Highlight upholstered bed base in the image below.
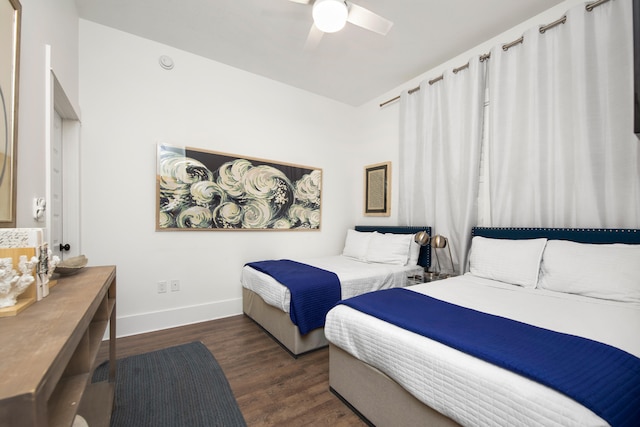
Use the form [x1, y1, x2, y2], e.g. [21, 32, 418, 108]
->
[329, 344, 459, 427]
[243, 287, 328, 357]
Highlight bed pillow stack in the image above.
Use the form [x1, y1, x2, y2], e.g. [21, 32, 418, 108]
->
[342, 230, 415, 265]
[538, 240, 640, 303]
[342, 229, 373, 262]
[468, 235, 640, 303]
[366, 232, 413, 265]
[468, 236, 547, 288]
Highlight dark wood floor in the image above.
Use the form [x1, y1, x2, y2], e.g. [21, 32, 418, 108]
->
[97, 314, 366, 426]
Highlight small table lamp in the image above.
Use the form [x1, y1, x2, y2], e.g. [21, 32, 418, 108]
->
[431, 234, 454, 277]
[414, 230, 431, 247]
[413, 230, 432, 280]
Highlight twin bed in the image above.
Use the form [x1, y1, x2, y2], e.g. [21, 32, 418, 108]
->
[242, 226, 431, 356]
[325, 227, 640, 427]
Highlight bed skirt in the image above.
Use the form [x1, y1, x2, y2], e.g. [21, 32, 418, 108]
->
[242, 287, 328, 356]
[329, 343, 460, 427]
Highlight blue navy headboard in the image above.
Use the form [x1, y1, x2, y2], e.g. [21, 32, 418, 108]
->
[355, 225, 431, 268]
[471, 227, 640, 244]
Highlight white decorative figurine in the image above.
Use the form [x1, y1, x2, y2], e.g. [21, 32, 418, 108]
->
[0, 256, 38, 308]
[35, 243, 60, 299]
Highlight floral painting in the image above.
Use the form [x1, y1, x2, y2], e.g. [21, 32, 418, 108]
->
[156, 144, 322, 230]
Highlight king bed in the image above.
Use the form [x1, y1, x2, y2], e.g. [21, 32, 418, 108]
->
[325, 227, 640, 427]
[242, 225, 431, 356]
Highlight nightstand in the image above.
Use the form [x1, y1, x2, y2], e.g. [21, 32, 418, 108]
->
[411, 272, 458, 284]
[407, 272, 459, 285]
[407, 274, 425, 285]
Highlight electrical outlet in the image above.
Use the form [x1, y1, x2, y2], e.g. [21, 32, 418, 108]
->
[170, 280, 180, 292]
[157, 280, 168, 293]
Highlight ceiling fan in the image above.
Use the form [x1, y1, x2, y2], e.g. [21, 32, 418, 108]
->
[287, 0, 393, 50]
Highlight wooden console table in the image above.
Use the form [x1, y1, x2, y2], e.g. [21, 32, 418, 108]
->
[0, 266, 116, 427]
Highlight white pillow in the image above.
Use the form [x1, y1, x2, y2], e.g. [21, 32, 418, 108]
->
[408, 239, 421, 266]
[342, 230, 374, 261]
[538, 240, 640, 303]
[365, 233, 412, 265]
[469, 236, 547, 288]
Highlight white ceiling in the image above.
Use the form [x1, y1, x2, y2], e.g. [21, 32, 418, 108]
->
[75, 0, 566, 106]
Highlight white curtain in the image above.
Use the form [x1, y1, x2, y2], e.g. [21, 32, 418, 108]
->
[399, 58, 486, 274]
[486, 0, 640, 228]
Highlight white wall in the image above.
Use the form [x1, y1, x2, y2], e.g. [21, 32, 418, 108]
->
[78, 21, 361, 336]
[15, 0, 79, 228]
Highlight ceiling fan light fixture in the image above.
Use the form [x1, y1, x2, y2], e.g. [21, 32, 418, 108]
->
[312, 0, 348, 33]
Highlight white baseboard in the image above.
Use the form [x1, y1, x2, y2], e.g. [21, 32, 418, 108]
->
[113, 297, 243, 338]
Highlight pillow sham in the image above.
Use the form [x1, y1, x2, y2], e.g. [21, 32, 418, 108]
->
[342, 229, 374, 261]
[365, 232, 412, 265]
[469, 236, 547, 288]
[538, 240, 640, 303]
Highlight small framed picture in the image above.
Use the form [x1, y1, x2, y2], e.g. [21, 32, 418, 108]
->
[364, 162, 391, 216]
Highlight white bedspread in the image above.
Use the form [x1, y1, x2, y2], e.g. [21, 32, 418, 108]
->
[325, 274, 640, 427]
[241, 255, 423, 313]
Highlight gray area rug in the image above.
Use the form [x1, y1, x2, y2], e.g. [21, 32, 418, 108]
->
[93, 341, 247, 427]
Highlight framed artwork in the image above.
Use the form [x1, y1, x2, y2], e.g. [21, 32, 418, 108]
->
[156, 144, 322, 230]
[0, 0, 21, 228]
[364, 161, 391, 216]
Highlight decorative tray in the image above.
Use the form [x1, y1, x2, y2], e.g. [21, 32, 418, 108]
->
[54, 255, 88, 276]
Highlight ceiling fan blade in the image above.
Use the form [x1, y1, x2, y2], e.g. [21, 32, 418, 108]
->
[288, 0, 312, 4]
[346, 2, 393, 35]
[304, 23, 324, 51]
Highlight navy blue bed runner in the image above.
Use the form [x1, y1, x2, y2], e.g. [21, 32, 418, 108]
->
[339, 288, 640, 427]
[247, 260, 340, 335]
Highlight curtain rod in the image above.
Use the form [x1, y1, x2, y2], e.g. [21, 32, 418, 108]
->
[379, 0, 611, 108]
